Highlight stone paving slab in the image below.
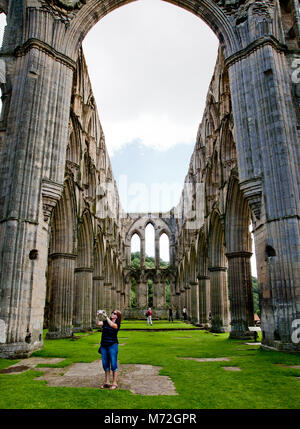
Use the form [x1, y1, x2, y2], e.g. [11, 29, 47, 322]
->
[244, 342, 261, 346]
[33, 360, 178, 395]
[275, 364, 300, 369]
[222, 366, 241, 371]
[178, 357, 231, 362]
[0, 358, 66, 374]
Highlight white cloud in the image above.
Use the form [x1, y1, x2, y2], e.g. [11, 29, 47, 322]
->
[82, 0, 219, 154]
[104, 113, 196, 155]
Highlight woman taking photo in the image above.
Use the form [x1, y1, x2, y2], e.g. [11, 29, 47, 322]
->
[96, 309, 122, 390]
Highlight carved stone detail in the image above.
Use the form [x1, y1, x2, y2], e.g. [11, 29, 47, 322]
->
[42, 179, 64, 222]
[239, 178, 262, 221]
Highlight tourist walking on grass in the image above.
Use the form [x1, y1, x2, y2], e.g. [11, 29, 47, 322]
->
[146, 308, 152, 326]
[168, 307, 174, 323]
[96, 309, 122, 390]
[182, 307, 187, 321]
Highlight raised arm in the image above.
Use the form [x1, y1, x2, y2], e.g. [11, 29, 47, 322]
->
[102, 311, 118, 330]
[95, 313, 104, 327]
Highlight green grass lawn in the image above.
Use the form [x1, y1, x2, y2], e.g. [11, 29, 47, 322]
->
[121, 320, 197, 329]
[0, 321, 300, 409]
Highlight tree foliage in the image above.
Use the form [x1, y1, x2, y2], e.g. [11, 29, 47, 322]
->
[130, 252, 170, 308]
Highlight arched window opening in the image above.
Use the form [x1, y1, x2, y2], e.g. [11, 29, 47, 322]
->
[159, 233, 169, 267]
[145, 223, 155, 260]
[131, 233, 141, 267]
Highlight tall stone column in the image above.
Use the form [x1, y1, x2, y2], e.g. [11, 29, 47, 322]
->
[186, 284, 192, 320]
[190, 281, 200, 325]
[46, 253, 76, 338]
[110, 284, 117, 311]
[73, 268, 93, 332]
[179, 284, 185, 317]
[157, 281, 166, 309]
[228, 42, 300, 350]
[140, 238, 145, 268]
[92, 275, 104, 327]
[0, 37, 74, 357]
[226, 251, 254, 339]
[103, 282, 112, 311]
[153, 281, 159, 310]
[209, 267, 230, 332]
[124, 280, 131, 309]
[198, 275, 211, 327]
[116, 291, 121, 310]
[136, 282, 148, 309]
[170, 282, 176, 309]
[155, 236, 160, 268]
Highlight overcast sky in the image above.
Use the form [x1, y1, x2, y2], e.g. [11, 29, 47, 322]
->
[82, 0, 219, 155]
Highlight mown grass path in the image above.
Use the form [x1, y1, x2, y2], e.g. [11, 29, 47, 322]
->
[0, 321, 300, 409]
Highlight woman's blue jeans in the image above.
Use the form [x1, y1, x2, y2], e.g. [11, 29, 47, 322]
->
[100, 343, 119, 372]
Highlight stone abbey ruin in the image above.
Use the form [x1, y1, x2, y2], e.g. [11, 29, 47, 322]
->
[0, 0, 299, 359]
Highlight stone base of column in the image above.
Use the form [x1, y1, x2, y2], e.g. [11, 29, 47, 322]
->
[46, 329, 73, 339]
[211, 317, 230, 333]
[229, 330, 253, 340]
[72, 326, 93, 333]
[0, 340, 43, 359]
[261, 341, 300, 353]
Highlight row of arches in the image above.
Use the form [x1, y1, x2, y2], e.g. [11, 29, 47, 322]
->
[174, 175, 254, 337]
[45, 178, 127, 337]
[43, 52, 128, 337]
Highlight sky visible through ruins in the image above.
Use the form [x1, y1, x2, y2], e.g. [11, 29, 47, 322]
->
[0, 3, 257, 274]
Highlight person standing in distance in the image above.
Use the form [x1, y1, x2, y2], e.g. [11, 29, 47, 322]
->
[96, 309, 122, 390]
[146, 308, 152, 326]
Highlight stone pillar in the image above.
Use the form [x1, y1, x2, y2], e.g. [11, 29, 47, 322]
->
[190, 281, 200, 325]
[124, 280, 131, 309]
[186, 284, 192, 320]
[170, 282, 176, 309]
[153, 281, 159, 309]
[136, 282, 148, 309]
[157, 281, 166, 309]
[92, 275, 104, 327]
[198, 275, 211, 327]
[116, 291, 121, 310]
[179, 285, 185, 317]
[103, 282, 112, 311]
[46, 253, 76, 338]
[209, 267, 230, 332]
[226, 252, 254, 339]
[228, 43, 300, 351]
[140, 238, 145, 268]
[73, 268, 93, 332]
[120, 292, 125, 310]
[155, 236, 160, 268]
[110, 284, 117, 311]
[0, 41, 74, 358]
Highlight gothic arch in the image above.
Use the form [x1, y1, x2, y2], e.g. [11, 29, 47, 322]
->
[46, 178, 77, 338]
[225, 176, 254, 337]
[73, 210, 94, 331]
[196, 229, 211, 326]
[64, 0, 239, 61]
[225, 176, 252, 254]
[208, 210, 230, 332]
